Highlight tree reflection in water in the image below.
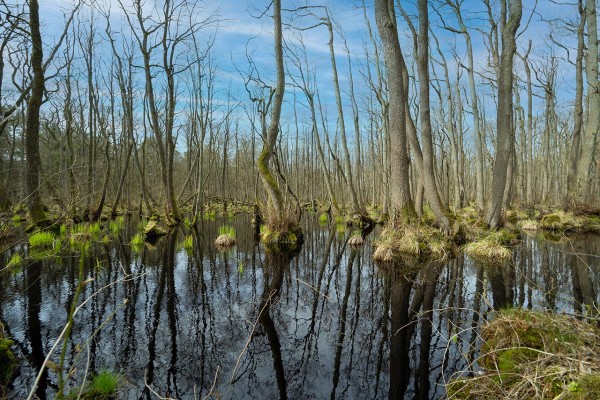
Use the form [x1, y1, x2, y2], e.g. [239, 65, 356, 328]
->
[0, 216, 598, 399]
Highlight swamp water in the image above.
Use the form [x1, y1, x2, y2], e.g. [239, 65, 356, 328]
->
[0, 216, 598, 399]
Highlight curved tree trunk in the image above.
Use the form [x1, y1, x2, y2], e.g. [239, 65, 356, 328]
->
[257, 0, 285, 217]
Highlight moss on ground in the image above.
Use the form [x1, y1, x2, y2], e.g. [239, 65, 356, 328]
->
[446, 309, 600, 399]
[0, 323, 17, 392]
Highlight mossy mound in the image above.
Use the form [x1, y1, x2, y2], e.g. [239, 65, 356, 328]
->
[144, 220, 167, 240]
[463, 229, 518, 264]
[373, 225, 449, 262]
[348, 234, 364, 247]
[536, 211, 600, 234]
[446, 309, 600, 399]
[519, 219, 539, 231]
[540, 211, 582, 231]
[0, 324, 17, 390]
[215, 234, 236, 248]
[260, 226, 303, 246]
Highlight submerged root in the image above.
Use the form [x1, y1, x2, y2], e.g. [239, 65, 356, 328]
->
[447, 309, 600, 399]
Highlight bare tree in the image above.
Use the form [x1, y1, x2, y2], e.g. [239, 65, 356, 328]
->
[374, 0, 415, 223]
[486, 0, 522, 229]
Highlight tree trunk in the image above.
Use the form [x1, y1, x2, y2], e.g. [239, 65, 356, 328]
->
[24, 0, 46, 224]
[575, 0, 599, 205]
[374, 0, 415, 224]
[486, 0, 522, 229]
[257, 0, 285, 217]
[417, 0, 450, 229]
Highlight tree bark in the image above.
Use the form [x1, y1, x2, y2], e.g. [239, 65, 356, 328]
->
[486, 0, 522, 229]
[575, 0, 599, 205]
[24, 0, 47, 224]
[417, 0, 450, 229]
[257, 0, 285, 217]
[374, 0, 415, 224]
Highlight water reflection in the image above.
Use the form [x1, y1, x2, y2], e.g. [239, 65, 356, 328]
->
[0, 217, 598, 399]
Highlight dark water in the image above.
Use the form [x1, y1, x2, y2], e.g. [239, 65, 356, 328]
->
[1, 216, 598, 399]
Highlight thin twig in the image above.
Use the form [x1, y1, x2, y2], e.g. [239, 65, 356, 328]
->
[229, 289, 277, 383]
[202, 366, 219, 400]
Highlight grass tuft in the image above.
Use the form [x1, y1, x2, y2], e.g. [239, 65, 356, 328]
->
[181, 235, 193, 252]
[109, 217, 125, 236]
[29, 231, 55, 248]
[348, 230, 364, 246]
[374, 225, 448, 262]
[79, 369, 120, 399]
[130, 233, 144, 254]
[6, 253, 22, 270]
[216, 225, 236, 247]
[463, 229, 518, 263]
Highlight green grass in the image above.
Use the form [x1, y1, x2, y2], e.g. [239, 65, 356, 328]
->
[319, 213, 328, 223]
[181, 235, 193, 252]
[85, 369, 120, 398]
[218, 225, 236, 239]
[88, 222, 102, 237]
[130, 233, 144, 254]
[448, 309, 600, 400]
[6, 253, 22, 270]
[29, 231, 55, 248]
[137, 218, 148, 232]
[463, 229, 518, 263]
[109, 217, 125, 236]
[203, 210, 216, 221]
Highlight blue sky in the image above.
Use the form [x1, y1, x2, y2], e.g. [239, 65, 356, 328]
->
[36, 0, 581, 154]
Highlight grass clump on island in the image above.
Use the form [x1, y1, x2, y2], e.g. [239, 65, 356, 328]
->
[463, 229, 518, 263]
[29, 230, 55, 248]
[374, 224, 449, 262]
[446, 309, 600, 400]
[348, 230, 364, 246]
[215, 225, 236, 247]
[70, 369, 121, 400]
[259, 207, 303, 246]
